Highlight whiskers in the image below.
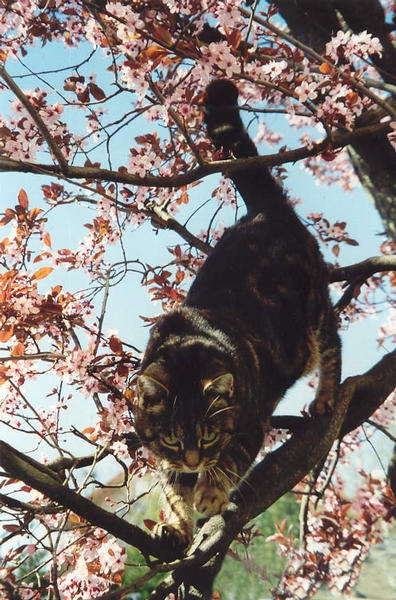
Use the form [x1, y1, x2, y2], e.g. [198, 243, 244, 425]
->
[204, 394, 221, 417]
[207, 405, 236, 420]
[205, 462, 256, 508]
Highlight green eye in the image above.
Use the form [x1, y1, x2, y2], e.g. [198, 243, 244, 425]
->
[201, 431, 219, 446]
[161, 434, 180, 448]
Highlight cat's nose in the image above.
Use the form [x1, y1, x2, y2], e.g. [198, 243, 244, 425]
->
[184, 449, 200, 470]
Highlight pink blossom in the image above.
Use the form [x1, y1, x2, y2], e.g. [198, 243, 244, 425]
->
[110, 440, 130, 460]
[261, 59, 289, 81]
[201, 41, 239, 77]
[325, 29, 382, 64]
[212, 176, 236, 206]
[254, 121, 284, 148]
[294, 80, 318, 103]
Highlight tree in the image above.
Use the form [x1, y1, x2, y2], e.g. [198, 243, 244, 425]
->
[0, 1, 395, 598]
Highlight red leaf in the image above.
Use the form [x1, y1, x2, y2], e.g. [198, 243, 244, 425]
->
[0, 324, 14, 342]
[43, 232, 52, 248]
[3, 524, 19, 532]
[319, 62, 333, 75]
[77, 86, 90, 104]
[0, 208, 15, 227]
[32, 266, 54, 280]
[116, 362, 129, 378]
[143, 519, 156, 532]
[226, 28, 242, 51]
[89, 83, 106, 101]
[152, 24, 173, 46]
[18, 189, 29, 209]
[11, 343, 24, 356]
[140, 45, 170, 67]
[109, 335, 123, 354]
[175, 270, 185, 285]
[82, 426, 95, 435]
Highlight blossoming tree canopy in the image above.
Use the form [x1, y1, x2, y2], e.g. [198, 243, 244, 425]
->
[0, 1, 395, 599]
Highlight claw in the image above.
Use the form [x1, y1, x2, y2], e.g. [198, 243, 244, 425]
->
[152, 522, 191, 549]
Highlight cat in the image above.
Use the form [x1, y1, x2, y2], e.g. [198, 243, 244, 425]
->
[134, 79, 341, 548]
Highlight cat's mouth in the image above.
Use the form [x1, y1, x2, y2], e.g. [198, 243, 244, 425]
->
[181, 464, 202, 473]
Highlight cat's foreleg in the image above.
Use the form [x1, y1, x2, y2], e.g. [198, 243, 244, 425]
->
[194, 437, 261, 517]
[153, 469, 197, 548]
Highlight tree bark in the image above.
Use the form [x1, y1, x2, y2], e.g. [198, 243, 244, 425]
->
[274, 0, 396, 243]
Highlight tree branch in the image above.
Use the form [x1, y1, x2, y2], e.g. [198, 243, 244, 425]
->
[0, 441, 177, 562]
[1, 350, 395, 596]
[0, 65, 69, 172]
[329, 255, 396, 282]
[241, 6, 396, 120]
[0, 120, 390, 188]
[159, 350, 396, 595]
[0, 492, 65, 515]
[271, 349, 396, 439]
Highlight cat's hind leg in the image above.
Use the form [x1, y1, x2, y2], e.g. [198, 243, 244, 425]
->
[310, 311, 341, 415]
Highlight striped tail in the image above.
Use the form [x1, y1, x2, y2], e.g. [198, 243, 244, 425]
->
[203, 79, 287, 215]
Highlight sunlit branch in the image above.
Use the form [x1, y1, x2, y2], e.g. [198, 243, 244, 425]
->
[2, 349, 394, 595]
[0, 352, 64, 363]
[0, 120, 390, 187]
[48, 450, 112, 472]
[270, 349, 396, 439]
[329, 255, 396, 282]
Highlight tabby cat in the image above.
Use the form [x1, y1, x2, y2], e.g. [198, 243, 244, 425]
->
[134, 79, 341, 548]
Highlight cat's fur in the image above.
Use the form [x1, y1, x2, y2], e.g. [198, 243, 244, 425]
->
[134, 79, 341, 548]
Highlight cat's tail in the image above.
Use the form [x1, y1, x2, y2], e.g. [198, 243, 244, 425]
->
[204, 79, 258, 159]
[203, 79, 286, 213]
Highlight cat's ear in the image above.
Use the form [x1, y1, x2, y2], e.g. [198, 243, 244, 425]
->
[137, 363, 169, 409]
[203, 373, 234, 398]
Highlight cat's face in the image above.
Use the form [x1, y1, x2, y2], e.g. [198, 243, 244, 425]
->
[135, 361, 238, 472]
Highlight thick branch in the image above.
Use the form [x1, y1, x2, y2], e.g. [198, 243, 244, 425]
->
[1, 350, 395, 596]
[268, 0, 396, 243]
[157, 349, 396, 595]
[271, 349, 396, 438]
[0, 441, 176, 562]
[0, 121, 390, 188]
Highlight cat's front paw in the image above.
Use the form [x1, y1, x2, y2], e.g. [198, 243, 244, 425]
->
[194, 482, 229, 516]
[152, 522, 192, 549]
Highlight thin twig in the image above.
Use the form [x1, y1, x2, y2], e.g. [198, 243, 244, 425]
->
[367, 419, 396, 443]
[240, 7, 396, 120]
[0, 65, 69, 171]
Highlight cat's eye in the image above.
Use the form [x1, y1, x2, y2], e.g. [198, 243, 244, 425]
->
[161, 434, 180, 448]
[201, 431, 219, 446]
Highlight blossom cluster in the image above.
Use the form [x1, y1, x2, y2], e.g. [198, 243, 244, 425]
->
[58, 529, 126, 600]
